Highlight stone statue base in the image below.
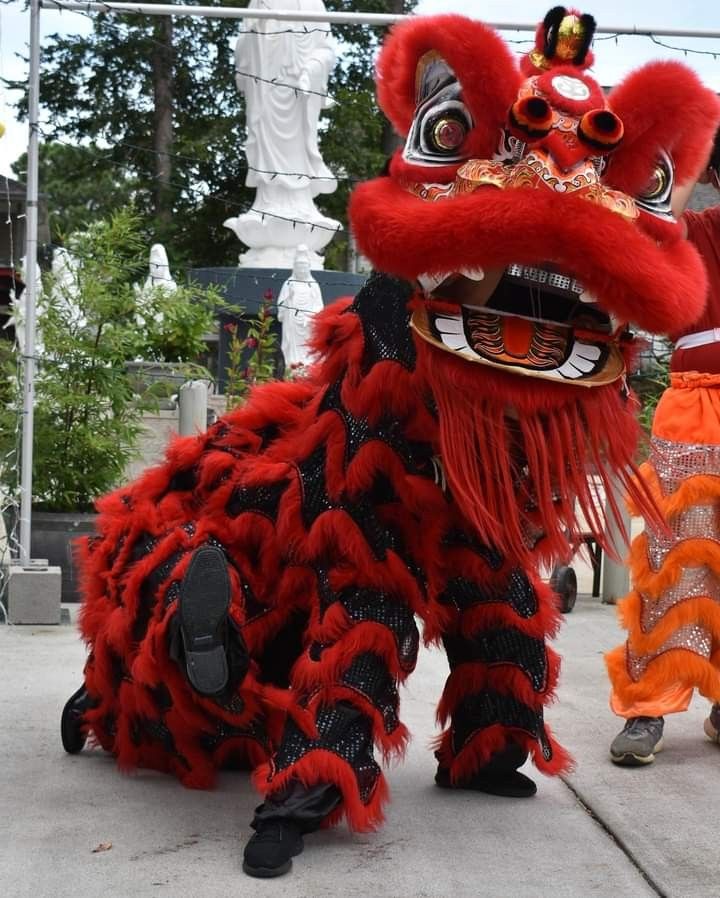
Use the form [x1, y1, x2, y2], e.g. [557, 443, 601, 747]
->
[238, 245, 326, 270]
[224, 205, 340, 271]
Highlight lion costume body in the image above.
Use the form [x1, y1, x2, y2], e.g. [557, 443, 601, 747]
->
[63, 7, 720, 839]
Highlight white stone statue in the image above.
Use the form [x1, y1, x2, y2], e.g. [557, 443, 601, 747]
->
[224, 0, 340, 269]
[143, 243, 177, 294]
[4, 254, 47, 356]
[277, 245, 324, 369]
[50, 247, 85, 331]
[134, 243, 177, 332]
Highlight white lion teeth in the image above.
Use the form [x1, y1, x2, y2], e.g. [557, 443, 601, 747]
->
[579, 289, 598, 304]
[557, 342, 600, 378]
[417, 272, 451, 294]
[434, 315, 464, 336]
[458, 267, 485, 281]
[434, 315, 471, 352]
[439, 331, 471, 352]
[574, 344, 602, 361]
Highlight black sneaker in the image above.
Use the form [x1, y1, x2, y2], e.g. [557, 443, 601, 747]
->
[610, 716, 664, 766]
[61, 684, 90, 754]
[435, 742, 537, 797]
[178, 545, 231, 696]
[242, 820, 304, 878]
[704, 703, 720, 743]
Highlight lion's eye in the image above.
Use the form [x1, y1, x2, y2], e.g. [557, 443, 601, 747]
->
[427, 114, 469, 153]
[403, 63, 473, 167]
[642, 164, 669, 200]
[636, 150, 674, 221]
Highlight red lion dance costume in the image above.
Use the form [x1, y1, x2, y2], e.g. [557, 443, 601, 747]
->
[61, 7, 720, 878]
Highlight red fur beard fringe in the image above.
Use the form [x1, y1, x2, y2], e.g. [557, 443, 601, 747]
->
[416, 338, 660, 567]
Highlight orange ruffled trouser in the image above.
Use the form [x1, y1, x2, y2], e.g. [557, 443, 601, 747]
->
[606, 372, 720, 718]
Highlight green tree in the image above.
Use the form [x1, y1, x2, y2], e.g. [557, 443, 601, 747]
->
[12, 142, 139, 249]
[8, 1, 416, 269]
[0, 208, 220, 511]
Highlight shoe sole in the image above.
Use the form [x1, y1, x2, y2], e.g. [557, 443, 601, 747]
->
[242, 859, 292, 878]
[242, 841, 304, 878]
[178, 546, 231, 696]
[435, 769, 537, 798]
[610, 736, 664, 766]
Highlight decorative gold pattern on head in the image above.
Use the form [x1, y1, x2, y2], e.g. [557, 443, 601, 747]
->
[404, 157, 638, 222]
[556, 14, 586, 61]
[528, 49, 551, 71]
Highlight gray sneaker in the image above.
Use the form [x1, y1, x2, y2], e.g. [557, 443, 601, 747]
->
[610, 716, 664, 766]
[704, 703, 720, 743]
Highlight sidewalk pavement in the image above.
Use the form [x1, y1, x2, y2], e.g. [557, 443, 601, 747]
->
[0, 588, 715, 898]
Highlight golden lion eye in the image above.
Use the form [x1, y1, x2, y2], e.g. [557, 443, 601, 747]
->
[642, 164, 669, 199]
[428, 115, 468, 152]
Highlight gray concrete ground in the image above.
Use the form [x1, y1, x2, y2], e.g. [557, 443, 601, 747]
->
[0, 587, 714, 898]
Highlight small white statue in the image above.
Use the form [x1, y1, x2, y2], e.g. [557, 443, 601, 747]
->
[50, 247, 86, 331]
[134, 243, 177, 333]
[277, 245, 324, 369]
[143, 243, 177, 293]
[224, 0, 340, 269]
[3, 276, 27, 354]
[4, 254, 48, 356]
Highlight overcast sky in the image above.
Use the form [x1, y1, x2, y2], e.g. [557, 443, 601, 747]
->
[2, 0, 720, 177]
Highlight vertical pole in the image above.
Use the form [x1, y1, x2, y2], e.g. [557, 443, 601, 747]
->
[601, 476, 632, 604]
[19, 0, 41, 565]
[178, 381, 208, 436]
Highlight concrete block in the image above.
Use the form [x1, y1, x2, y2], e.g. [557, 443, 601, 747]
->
[7, 564, 62, 625]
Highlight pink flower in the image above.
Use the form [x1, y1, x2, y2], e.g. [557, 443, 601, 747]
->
[245, 337, 259, 350]
[263, 289, 274, 303]
[224, 322, 237, 334]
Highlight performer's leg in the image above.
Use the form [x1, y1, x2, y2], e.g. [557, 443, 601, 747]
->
[172, 545, 236, 697]
[608, 684, 692, 766]
[434, 567, 570, 798]
[65, 535, 273, 786]
[606, 377, 720, 765]
[610, 683, 693, 719]
[243, 583, 419, 877]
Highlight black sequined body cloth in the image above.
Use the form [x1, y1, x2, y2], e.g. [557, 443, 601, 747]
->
[75, 272, 567, 827]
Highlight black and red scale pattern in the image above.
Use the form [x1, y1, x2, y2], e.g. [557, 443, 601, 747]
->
[77, 272, 568, 828]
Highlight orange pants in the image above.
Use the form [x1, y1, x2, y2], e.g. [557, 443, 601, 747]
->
[611, 683, 692, 719]
[606, 372, 720, 717]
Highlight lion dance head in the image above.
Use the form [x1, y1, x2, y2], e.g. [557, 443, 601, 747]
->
[349, 7, 720, 562]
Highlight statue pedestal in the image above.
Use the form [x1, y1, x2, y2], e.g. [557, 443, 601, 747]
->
[225, 206, 340, 270]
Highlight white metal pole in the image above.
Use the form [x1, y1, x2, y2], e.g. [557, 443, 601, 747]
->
[38, 1, 720, 38]
[19, 0, 41, 566]
[41, 2, 407, 25]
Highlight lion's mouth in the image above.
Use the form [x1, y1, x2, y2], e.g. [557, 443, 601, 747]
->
[412, 264, 625, 386]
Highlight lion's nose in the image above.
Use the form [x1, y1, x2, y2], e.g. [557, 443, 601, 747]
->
[533, 132, 593, 175]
